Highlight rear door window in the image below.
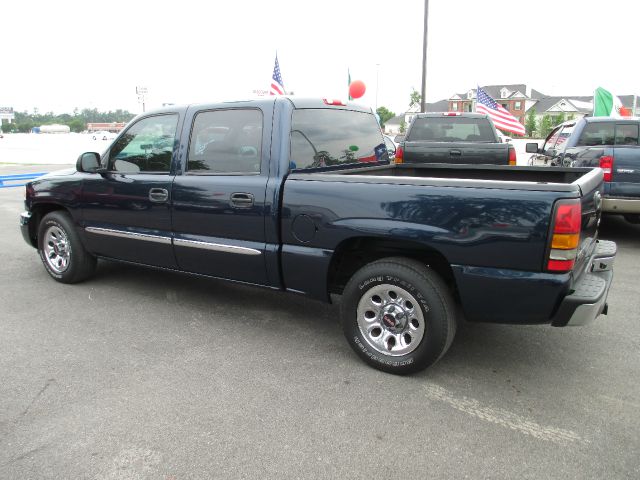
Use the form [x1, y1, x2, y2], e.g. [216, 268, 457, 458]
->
[187, 109, 263, 174]
[576, 122, 616, 146]
[290, 109, 387, 169]
[408, 116, 496, 142]
[615, 124, 639, 145]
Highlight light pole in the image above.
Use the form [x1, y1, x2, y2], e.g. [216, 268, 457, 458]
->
[421, 0, 429, 113]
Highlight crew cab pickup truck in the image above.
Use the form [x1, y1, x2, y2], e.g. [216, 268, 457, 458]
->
[396, 112, 517, 166]
[527, 116, 640, 224]
[20, 98, 616, 374]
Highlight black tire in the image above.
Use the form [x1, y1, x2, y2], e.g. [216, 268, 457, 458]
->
[37, 211, 97, 283]
[340, 257, 456, 375]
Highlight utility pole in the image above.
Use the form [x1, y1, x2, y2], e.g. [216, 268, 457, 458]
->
[420, 0, 429, 113]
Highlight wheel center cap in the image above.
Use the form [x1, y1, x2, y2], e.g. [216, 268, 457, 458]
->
[382, 313, 396, 328]
[382, 305, 407, 332]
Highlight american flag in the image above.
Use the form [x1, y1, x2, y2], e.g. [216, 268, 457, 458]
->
[475, 86, 526, 135]
[270, 54, 286, 96]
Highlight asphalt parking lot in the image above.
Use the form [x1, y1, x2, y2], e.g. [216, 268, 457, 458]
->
[1, 164, 639, 479]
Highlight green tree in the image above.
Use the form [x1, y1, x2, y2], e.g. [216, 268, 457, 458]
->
[553, 112, 565, 127]
[399, 119, 407, 134]
[539, 115, 553, 138]
[68, 118, 85, 133]
[409, 89, 421, 108]
[525, 108, 537, 137]
[16, 121, 35, 133]
[567, 114, 575, 121]
[376, 106, 395, 129]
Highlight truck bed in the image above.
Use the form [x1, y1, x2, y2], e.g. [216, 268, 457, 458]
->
[292, 163, 601, 193]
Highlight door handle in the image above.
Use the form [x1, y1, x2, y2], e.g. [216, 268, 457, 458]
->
[449, 149, 462, 156]
[149, 188, 169, 203]
[230, 192, 254, 208]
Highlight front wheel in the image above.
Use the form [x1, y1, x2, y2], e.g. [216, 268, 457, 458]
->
[37, 211, 97, 283]
[340, 257, 456, 375]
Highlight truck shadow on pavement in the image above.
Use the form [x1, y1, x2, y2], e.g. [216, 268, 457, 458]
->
[91, 259, 601, 378]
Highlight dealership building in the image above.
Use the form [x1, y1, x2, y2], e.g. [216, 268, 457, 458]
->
[0, 107, 15, 126]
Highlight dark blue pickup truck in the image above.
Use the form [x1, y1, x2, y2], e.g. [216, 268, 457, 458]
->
[20, 97, 616, 374]
[397, 112, 517, 166]
[527, 116, 640, 224]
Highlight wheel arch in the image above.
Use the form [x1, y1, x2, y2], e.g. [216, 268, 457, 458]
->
[28, 203, 71, 247]
[327, 236, 457, 300]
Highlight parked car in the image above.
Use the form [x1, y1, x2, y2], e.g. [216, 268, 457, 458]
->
[92, 131, 116, 141]
[527, 116, 640, 224]
[20, 97, 615, 375]
[396, 112, 517, 166]
[497, 131, 512, 143]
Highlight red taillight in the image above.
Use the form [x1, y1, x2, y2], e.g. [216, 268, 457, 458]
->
[323, 99, 346, 106]
[599, 155, 613, 182]
[395, 145, 404, 163]
[443, 112, 461, 116]
[547, 199, 581, 272]
[553, 203, 582, 234]
[508, 146, 517, 166]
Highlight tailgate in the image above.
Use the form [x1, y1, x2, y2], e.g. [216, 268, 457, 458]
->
[609, 145, 640, 198]
[403, 142, 509, 165]
[572, 168, 604, 273]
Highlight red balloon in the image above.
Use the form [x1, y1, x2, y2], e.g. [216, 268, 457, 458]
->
[349, 80, 366, 99]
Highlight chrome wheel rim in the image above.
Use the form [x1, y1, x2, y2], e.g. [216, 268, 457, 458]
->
[43, 225, 71, 273]
[357, 283, 426, 356]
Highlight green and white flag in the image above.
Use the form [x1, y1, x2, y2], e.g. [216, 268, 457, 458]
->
[593, 87, 629, 117]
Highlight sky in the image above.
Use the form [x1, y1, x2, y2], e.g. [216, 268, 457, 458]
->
[2, 0, 639, 117]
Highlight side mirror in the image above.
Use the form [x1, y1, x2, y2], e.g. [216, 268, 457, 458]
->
[76, 152, 102, 173]
[525, 142, 540, 154]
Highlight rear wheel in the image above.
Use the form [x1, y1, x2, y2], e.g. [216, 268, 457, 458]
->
[38, 211, 96, 283]
[340, 257, 456, 375]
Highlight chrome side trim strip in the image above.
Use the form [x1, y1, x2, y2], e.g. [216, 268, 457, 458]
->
[85, 227, 172, 245]
[173, 238, 262, 256]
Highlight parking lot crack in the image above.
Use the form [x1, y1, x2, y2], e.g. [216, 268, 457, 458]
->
[20, 378, 56, 417]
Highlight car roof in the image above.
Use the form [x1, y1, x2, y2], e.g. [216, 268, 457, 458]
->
[584, 116, 640, 124]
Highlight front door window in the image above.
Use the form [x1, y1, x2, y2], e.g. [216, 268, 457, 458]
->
[109, 114, 178, 173]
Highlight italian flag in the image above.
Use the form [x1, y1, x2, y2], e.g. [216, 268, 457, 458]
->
[593, 87, 632, 117]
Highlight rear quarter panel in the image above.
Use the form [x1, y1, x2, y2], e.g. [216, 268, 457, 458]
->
[280, 178, 571, 303]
